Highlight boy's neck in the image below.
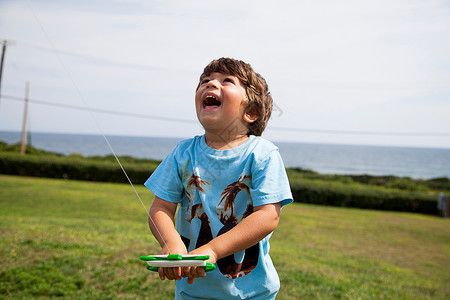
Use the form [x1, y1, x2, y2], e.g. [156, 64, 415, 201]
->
[204, 132, 249, 150]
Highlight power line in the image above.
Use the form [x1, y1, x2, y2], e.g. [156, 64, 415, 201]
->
[15, 40, 166, 72]
[1, 94, 197, 124]
[3, 93, 449, 137]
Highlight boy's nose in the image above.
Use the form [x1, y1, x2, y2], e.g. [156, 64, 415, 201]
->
[206, 80, 219, 89]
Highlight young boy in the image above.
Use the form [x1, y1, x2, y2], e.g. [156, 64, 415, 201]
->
[145, 58, 293, 299]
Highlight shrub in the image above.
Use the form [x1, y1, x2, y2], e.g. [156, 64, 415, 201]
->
[0, 150, 441, 215]
[0, 152, 155, 184]
[290, 180, 438, 215]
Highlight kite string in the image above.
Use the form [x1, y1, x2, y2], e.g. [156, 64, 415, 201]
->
[25, 0, 171, 254]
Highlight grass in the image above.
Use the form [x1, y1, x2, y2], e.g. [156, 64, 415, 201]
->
[1, 175, 449, 299]
[272, 205, 450, 299]
[0, 175, 173, 299]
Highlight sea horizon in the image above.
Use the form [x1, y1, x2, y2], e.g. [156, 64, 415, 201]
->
[3, 130, 450, 150]
[1, 130, 449, 180]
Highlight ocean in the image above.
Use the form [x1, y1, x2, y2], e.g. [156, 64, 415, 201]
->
[1, 131, 449, 180]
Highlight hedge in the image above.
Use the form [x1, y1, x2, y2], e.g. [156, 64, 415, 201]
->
[0, 152, 154, 184]
[290, 180, 437, 215]
[0, 152, 439, 215]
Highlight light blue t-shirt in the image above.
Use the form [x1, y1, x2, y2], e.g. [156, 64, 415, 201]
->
[145, 135, 293, 299]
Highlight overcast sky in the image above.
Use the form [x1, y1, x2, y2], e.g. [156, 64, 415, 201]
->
[0, 0, 449, 148]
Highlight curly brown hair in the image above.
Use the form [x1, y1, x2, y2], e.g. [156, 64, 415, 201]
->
[196, 58, 273, 136]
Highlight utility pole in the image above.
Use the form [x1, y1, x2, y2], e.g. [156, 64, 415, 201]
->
[0, 40, 8, 106]
[20, 81, 30, 155]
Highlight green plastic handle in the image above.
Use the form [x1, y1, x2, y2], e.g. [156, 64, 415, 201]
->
[140, 254, 216, 272]
[204, 262, 216, 272]
[140, 254, 212, 262]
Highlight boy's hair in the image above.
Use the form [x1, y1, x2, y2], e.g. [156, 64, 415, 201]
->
[197, 57, 273, 136]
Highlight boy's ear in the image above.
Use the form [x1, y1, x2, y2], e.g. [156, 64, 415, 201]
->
[243, 113, 258, 124]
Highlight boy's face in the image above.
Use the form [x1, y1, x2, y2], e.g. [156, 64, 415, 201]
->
[195, 72, 254, 135]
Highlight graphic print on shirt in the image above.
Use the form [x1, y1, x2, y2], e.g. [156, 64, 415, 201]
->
[184, 166, 210, 222]
[181, 163, 259, 279]
[215, 174, 259, 279]
[182, 164, 214, 249]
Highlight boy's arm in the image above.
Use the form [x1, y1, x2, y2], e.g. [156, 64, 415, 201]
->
[183, 202, 281, 283]
[148, 196, 188, 281]
[207, 202, 281, 258]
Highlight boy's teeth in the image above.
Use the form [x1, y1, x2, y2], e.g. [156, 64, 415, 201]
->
[204, 95, 221, 106]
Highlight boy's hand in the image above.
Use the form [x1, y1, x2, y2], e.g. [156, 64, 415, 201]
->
[158, 244, 188, 282]
[182, 244, 218, 284]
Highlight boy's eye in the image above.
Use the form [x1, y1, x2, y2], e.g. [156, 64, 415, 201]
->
[223, 78, 234, 84]
[201, 79, 210, 85]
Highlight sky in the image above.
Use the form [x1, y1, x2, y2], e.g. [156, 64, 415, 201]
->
[0, 0, 449, 148]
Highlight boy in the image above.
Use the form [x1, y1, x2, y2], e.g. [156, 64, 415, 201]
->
[145, 58, 293, 299]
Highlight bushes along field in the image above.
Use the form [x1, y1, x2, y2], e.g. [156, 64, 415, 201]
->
[0, 142, 448, 215]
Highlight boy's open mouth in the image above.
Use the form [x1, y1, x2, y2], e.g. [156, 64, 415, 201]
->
[203, 95, 222, 109]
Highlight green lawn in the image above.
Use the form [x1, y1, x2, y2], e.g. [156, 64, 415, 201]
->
[1, 175, 449, 299]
